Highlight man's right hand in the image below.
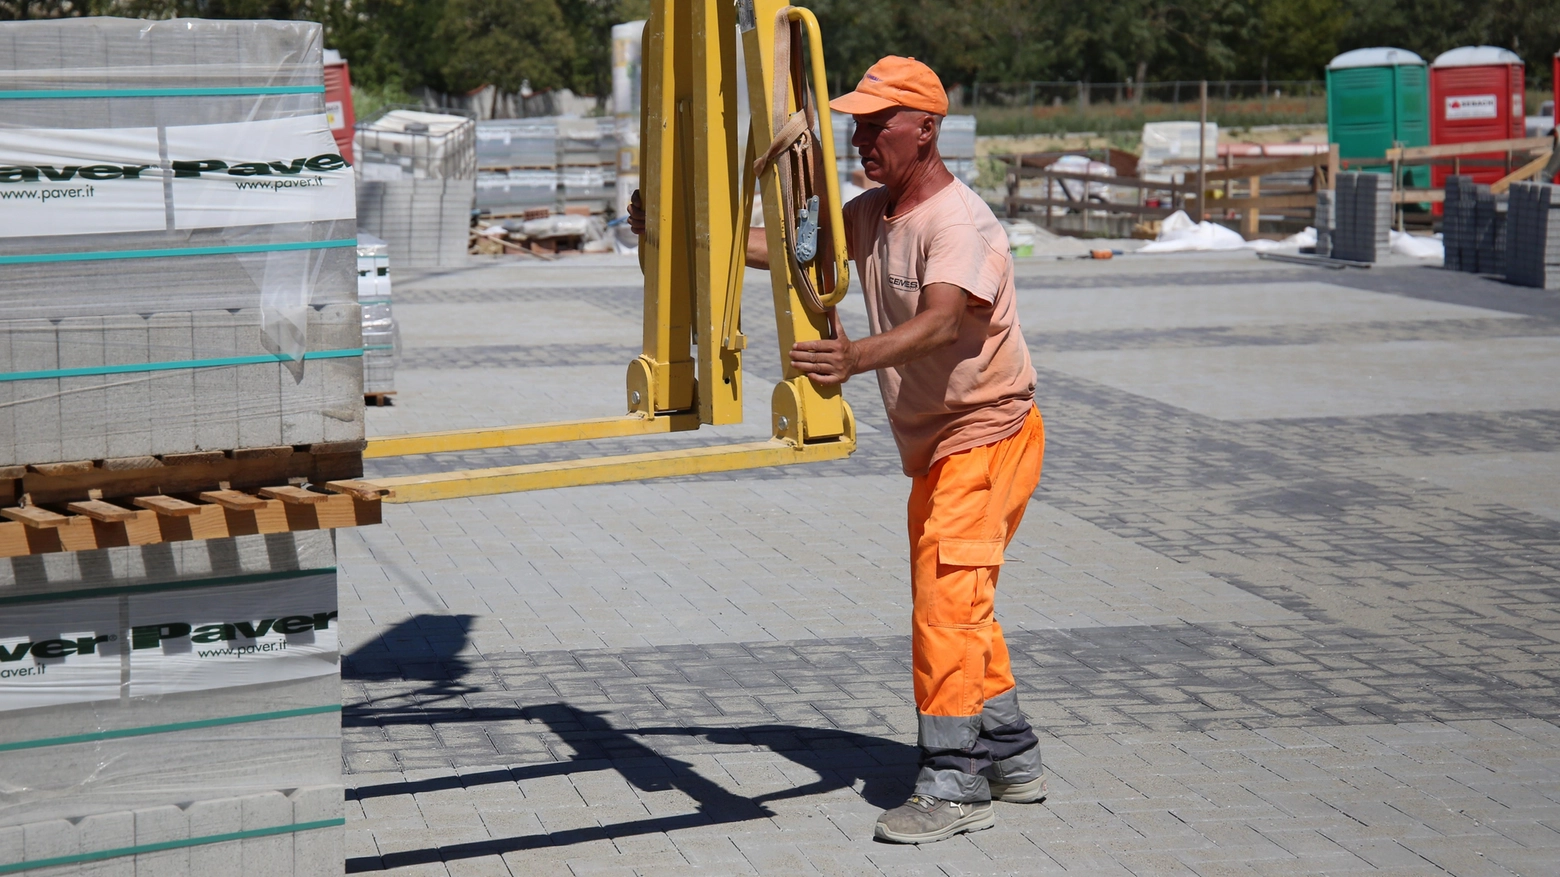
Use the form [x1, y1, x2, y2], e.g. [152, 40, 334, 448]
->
[627, 189, 645, 236]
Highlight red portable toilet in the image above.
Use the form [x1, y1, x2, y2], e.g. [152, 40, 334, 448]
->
[1429, 46, 1525, 198]
[323, 49, 355, 163]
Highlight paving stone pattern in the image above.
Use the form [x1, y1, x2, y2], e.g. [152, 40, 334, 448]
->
[343, 255, 1560, 875]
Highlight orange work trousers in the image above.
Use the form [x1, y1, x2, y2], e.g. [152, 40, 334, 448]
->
[908, 406, 1044, 719]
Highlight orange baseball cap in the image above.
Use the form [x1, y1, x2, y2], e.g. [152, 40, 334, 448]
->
[829, 56, 948, 117]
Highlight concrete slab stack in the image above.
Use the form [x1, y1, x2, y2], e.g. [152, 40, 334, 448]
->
[1504, 181, 1560, 288]
[1332, 172, 1393, 262]
[474, 117, 618, 215]
[0, 18, 364, 471]
[354, 109, 475, 267]
[0, 17, 352, 875]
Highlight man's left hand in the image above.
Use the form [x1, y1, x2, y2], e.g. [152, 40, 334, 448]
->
[790, 309, 857, 385]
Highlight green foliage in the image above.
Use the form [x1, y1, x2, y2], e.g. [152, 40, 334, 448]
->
[27, 0, 1560, 96]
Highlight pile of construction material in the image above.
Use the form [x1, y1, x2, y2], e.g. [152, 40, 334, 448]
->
[1330, 172, 1393, 262]
[474, 117, 617, 216]
[355, 109, 476, 268]
[357, 233, 398, 400]
[1442, 175, 1508, 275]
[1314, 189, 1336, 257]
[832, 114, 980, 193]
[1503, 181, 1559, 288]
[0, 17, 355, 874]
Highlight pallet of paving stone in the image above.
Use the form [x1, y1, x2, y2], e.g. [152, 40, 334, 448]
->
[1331, 172, 1392, 263]
[0, 532, 344, 875]
[1504, 181, 1560, 288]
[0, 17, 365, 474]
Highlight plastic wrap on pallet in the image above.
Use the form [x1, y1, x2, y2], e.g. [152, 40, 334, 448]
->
[0, 17, 363, 469]
[0, 532, 343, 873]
[354, 109, 475, 267]
[356, 232, 397, 394]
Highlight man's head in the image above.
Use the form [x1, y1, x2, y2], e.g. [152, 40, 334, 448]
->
[830, 57, 948, 191]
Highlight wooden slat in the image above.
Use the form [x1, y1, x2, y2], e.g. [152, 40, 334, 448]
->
[322, 480, 393, 501]
[230, 445, 294, 460]
[1006, 197, 1179, 217]
[1386, 136, 1549, 162]
[1190, 193, 1319, 210]
[133, 495, 204, 517]
[28, 461, 95, 476]
[258, 485, 329, 505]
[1202, 152, 1332, 181]
[66, 499, 138, 523]
[198, 489, 268, 511]
[1491, 153, 1554, 194]
[1, 506, 70, 528]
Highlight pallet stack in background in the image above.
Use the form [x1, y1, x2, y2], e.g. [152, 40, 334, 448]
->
[357, 233, 398, 399]
[1505, 182, 1560, 288]
[0, 17, 357, 875]
[474, 117, 618, 216]
[354, 109, 476, 268]
[1330, 172, 1392, 262]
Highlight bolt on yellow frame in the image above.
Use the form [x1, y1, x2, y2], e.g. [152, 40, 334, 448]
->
[363, 0, 854, 503]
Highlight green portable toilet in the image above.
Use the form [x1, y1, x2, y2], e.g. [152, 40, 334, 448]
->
[1327, 47, 1431, 189]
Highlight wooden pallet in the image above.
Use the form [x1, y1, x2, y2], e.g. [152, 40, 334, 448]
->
[0, 441, 383, 558]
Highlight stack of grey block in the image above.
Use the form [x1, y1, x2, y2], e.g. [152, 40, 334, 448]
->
[1504, 181, 1560, 288]
[0, 533, 343, 876]
[0, 18, 363, 470]
[475, 117, 617, 214]
[0, 17, 348, 875]
[1313, 189, 1335, 257]
[1330, 172, 1392, 262]
[1473, 186, 1508, 277]
[356, 233, 398, 394]
[1442, 175, 1476, 271]
[355, 109, 476, 268]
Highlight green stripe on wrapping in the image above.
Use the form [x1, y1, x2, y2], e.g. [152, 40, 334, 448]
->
[0, 237, 357, 266]
[0, 818, 345, 873]
[0, 704, 343, 753]
[0, 85, 326, 99]
[0, 347, 361, 382]
[0, 566, 337, 607]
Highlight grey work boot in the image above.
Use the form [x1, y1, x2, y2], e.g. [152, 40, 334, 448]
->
[873, 794, 995, 844]
[989, 773, 1047, 804]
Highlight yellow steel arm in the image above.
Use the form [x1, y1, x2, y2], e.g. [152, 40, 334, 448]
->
[363, 0, 853, 501]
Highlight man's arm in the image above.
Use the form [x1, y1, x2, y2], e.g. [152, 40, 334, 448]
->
[789, 282, 975, 385]
[629, 189, 773, 270]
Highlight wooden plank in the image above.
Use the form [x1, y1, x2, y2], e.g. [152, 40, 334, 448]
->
[133, 495, 203, 517]
[1007, 197, 1179, 217]
[230, 445, 294, 460]
[198, 489, 268, 511]
[28, 461, 95, 476]
[1011, 168, 1197, 193]
[1387, 136, 1548, 162]
[66, 499, 137, 523]
[1491, 153, 1554, 194]
[159, 451, 226, 466]
[258, 485, 329, 505]
[21, 446, 362, 508]
[1203, 152, 1331, 181]
[1190, 193, 1318, 210]
[1392, 189, 1447, 204]
[100, 456, 163, 471]
[0, 466, 24, 480]
[322, 480, 393, 501]
[1, 506, 70, 528]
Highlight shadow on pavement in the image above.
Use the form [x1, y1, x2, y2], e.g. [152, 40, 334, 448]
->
[342, 617, 913, 872]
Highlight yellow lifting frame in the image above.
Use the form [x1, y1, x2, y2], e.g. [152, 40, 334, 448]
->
[363, 0, 854, 503]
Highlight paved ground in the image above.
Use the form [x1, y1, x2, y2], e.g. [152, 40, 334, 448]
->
[338, 248, 1560, 876]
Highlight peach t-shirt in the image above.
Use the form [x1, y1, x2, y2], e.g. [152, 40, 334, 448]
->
[843, 179, 1036, 476]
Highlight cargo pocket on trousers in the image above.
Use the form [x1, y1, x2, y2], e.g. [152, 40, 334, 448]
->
[937, 539, 1005, 568]
[926, 539, 1005, 628]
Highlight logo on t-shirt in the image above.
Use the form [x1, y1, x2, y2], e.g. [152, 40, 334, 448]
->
[887, 274, 920, 291]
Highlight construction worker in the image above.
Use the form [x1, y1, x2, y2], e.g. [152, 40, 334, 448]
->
[627, 56, 1044, 845]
